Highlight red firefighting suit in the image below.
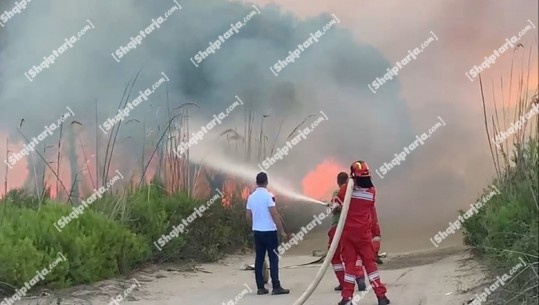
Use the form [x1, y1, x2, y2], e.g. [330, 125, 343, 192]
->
[328, 190, 365, 287]
[328, 224, 345, 285]
[336, 184, 387, 300]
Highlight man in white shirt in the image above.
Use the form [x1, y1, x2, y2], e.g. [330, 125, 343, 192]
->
[246, 172, 290, 295]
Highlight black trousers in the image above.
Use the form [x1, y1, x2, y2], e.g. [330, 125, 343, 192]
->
[253, 230, 281, 289]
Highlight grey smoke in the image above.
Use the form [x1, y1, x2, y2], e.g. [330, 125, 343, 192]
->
[0, 0, 413, 189]
[1, 0, 536, 251]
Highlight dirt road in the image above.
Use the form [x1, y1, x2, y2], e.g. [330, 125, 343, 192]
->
[21, 243, 486, 305]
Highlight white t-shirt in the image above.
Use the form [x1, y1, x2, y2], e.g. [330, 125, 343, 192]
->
[246, 187, 277, 231]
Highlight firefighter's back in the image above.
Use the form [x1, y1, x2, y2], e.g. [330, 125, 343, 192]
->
[344, 187, 375, 241]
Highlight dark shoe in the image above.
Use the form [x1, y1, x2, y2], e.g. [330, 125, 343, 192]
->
[334, 284, 343, 291]
[376, 256, 384, 264]
[356, 277, 367, 291]
[337, 298, 353, 305]
[272, 287, 290, 295]
[377, 296, 391, 305]
[257, 288, 269, 295]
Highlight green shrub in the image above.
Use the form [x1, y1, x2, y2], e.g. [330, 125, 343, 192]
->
[462, 140, 538, 304]
[0, 203, 150, 289]
[124, 188, 195, 262]
[1, 189, 42, 209]
[182, 194, 252, 261]
[123, 187, 251, 262]
[0, 183, 251, 292]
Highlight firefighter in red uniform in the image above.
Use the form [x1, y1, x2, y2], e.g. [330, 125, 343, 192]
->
[328, 172, 367, 292]
[336, 161, 390, 305]
[342, 176, 385, 291]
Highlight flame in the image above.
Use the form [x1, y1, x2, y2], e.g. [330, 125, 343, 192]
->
[0, 133, 28, 197]
[220, 178, 252, 207]
[302, 158, 346, 201]
[1, 129, 344, 204]
[241, 186, 250, 200]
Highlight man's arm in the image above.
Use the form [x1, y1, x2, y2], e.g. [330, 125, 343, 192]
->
[371, 188, 381, 237]
[246, 199, 252, 228]
[268, 195, 286, 239]
[371, 204, 381, 237]
[269, 207, 286, 234]
[335, 183, 347, 207]
[371, 191, 382, 254]
[330, 189, 343, 213]
[246, 209, 252, 227]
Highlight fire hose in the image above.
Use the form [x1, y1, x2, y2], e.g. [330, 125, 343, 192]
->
[291, 178, 355, 305]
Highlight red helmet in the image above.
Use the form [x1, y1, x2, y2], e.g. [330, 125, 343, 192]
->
[350, 160, 371, 178]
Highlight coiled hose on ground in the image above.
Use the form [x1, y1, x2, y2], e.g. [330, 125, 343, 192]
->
[291, 178, 354, 305]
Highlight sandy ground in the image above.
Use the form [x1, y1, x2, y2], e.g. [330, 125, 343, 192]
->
[13, 231, 487, 305]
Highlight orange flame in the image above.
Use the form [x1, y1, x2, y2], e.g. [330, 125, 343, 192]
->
[302, 158, 346, 201]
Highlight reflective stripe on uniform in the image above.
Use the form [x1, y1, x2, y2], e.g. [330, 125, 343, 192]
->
[344, 273, 356, 283]
[333, 264, 344, 271]
[368, 271, 380, 281]
[351, 190, 374, 201]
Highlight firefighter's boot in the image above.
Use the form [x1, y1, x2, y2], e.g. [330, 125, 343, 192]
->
[356, 277, 366, 291]
[337, 298, 353, 305]
[377, 296, 390, 305]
